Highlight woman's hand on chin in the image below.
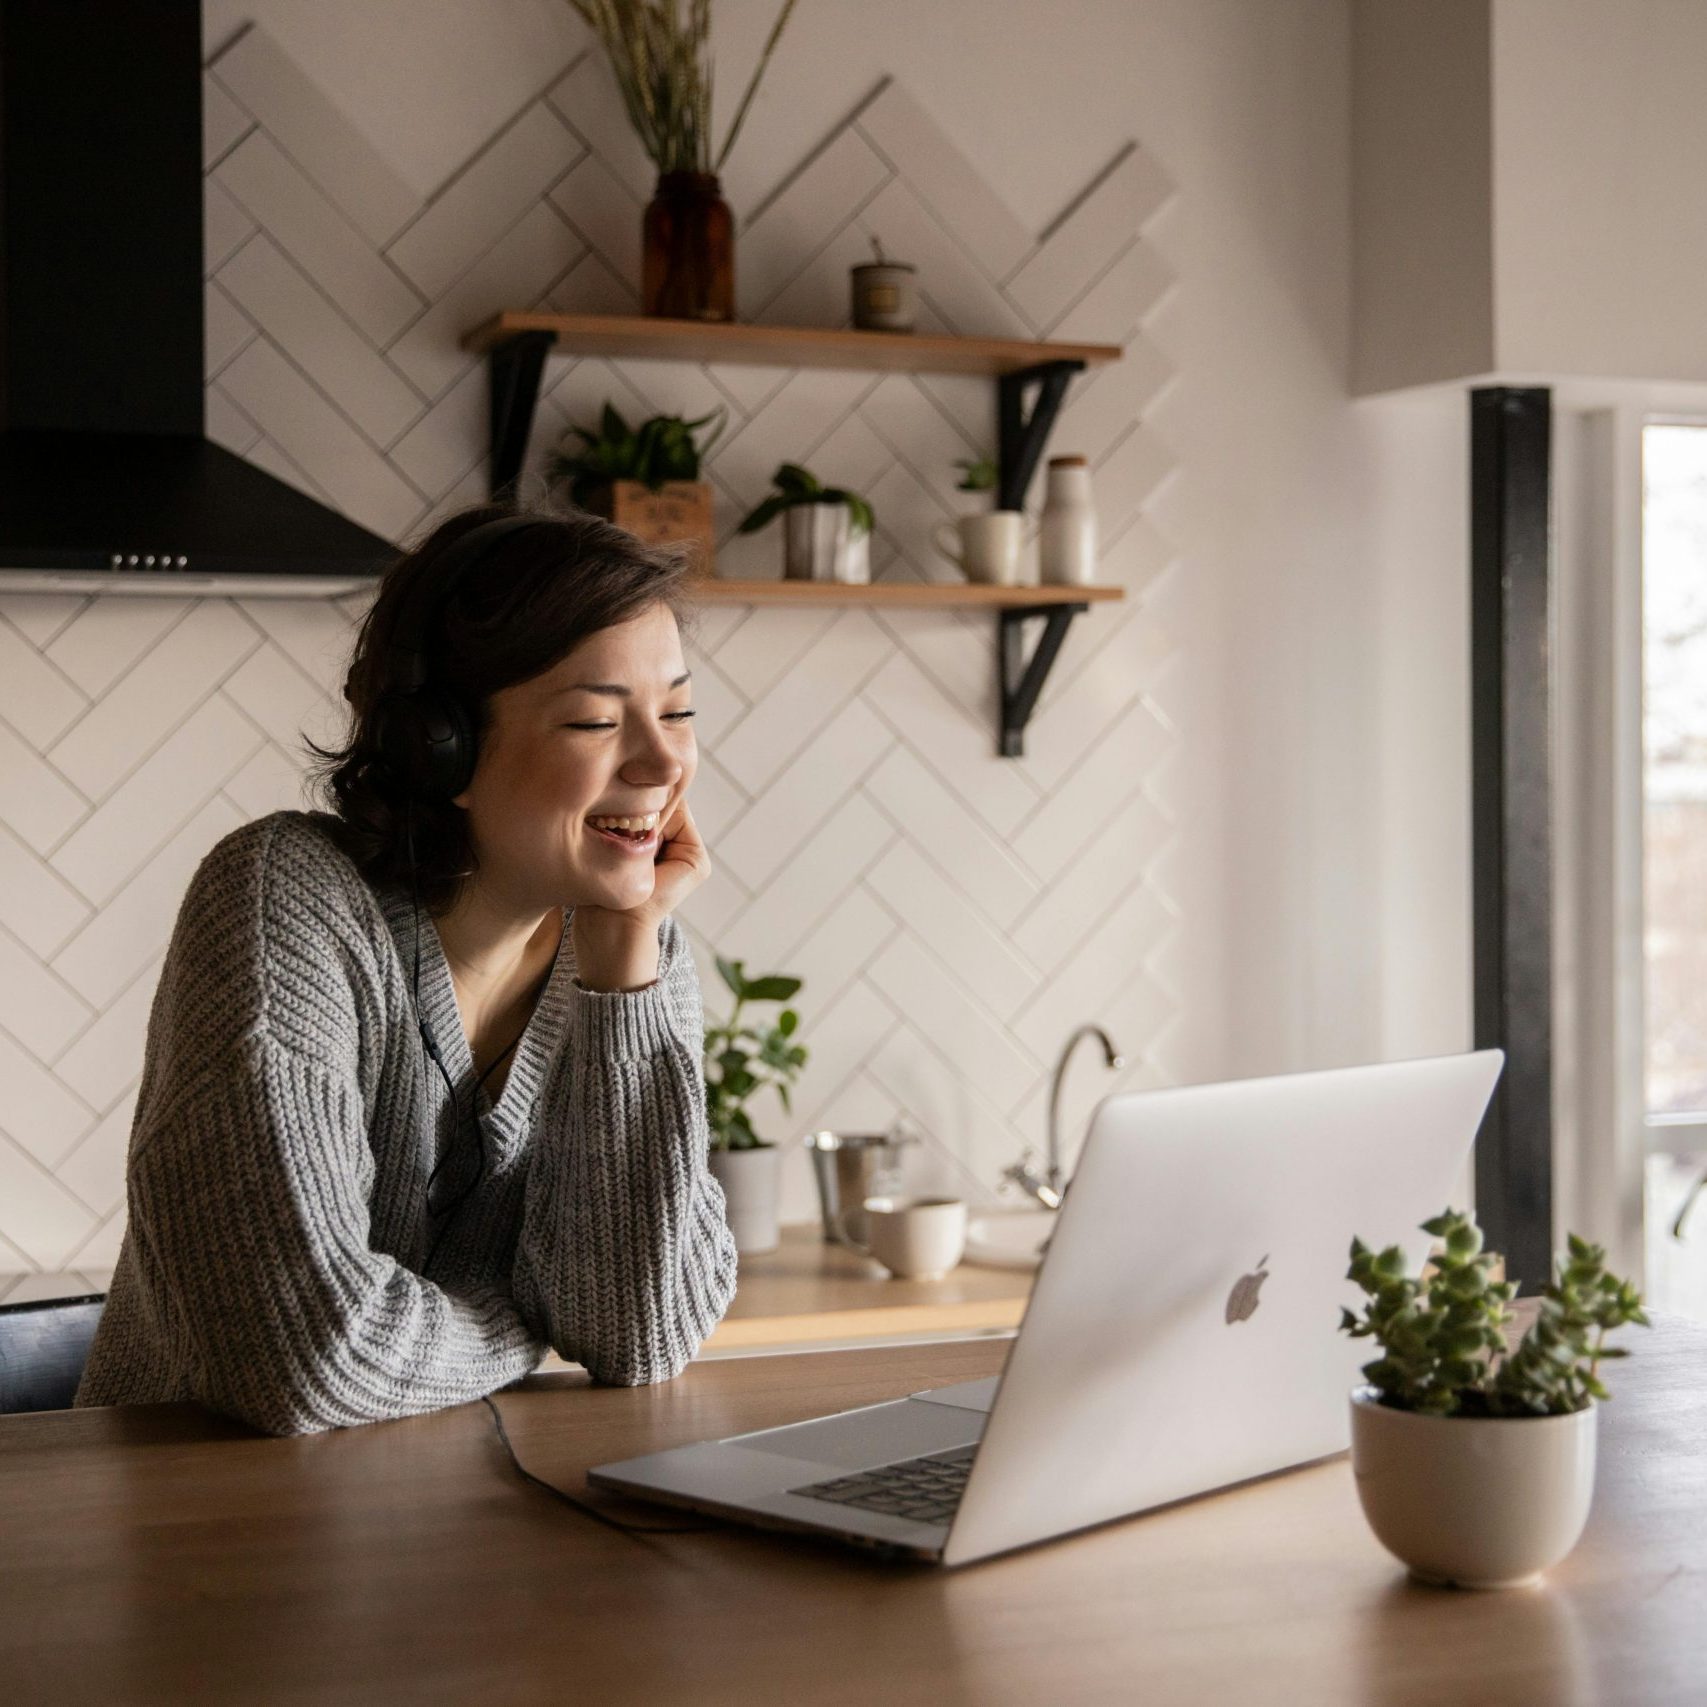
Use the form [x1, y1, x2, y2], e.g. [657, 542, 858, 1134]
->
[573, 798, 709, 991]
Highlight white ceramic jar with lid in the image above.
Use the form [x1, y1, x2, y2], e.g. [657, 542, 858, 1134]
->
[1039, 455, 1098, 585]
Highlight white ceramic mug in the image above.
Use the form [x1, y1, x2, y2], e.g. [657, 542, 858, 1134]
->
[846, 1195, 968, 1280]
[933, 511, 1026, 586]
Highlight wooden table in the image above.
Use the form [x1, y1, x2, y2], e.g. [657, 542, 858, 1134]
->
[3, 1319, 1703, 1706]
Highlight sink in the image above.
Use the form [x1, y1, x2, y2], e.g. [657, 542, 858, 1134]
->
[965, 1208, 1057, 1270]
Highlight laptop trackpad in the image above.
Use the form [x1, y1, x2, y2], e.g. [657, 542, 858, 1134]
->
[729, 1397, 984, 1470]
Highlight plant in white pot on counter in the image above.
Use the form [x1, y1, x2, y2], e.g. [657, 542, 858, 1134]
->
[737, 462, 875, 584]
[1340, 1209, 1648, 1589]
[702, 954, 808, 1255]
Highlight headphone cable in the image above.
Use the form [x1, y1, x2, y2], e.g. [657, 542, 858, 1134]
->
[481, 1390, 727, 1536]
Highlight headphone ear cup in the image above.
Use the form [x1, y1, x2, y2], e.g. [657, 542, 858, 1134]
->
[373, 689, 475, 799]
[417, 688, 476, 799]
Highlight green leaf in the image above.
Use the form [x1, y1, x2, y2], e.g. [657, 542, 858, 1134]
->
[745, 974, 803, 1000]
[736, 492, 791, 535]
[774, 462, 820, 495]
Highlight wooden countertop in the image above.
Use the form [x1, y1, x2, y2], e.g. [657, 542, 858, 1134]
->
[531, 1223, 1033, 1370]
[4, 1317, 1704, 1704]
[708, 1221, 1034, 1350]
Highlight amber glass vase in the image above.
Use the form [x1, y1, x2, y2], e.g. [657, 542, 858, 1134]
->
[642, 171, 734, 321]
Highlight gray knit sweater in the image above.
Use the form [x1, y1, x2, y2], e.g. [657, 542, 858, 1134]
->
[72, 809, 739, 1435]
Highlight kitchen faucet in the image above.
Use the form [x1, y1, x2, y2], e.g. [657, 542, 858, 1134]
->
[1001, 1024, 1126, 1209]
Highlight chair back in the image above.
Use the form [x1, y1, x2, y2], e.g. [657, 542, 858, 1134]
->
[0, 1293, 106, 1414]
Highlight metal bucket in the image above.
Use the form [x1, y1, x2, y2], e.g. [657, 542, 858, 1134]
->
[803, 1127, 918, 1245]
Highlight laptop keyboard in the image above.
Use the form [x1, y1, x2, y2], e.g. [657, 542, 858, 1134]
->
[787, 1444, 978, 1526]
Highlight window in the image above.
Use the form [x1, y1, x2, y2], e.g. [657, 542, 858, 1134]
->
[1641, 422, 1707, 1318]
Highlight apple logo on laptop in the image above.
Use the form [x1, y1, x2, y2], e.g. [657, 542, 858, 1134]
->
[1224, 1255, 1270, 1324]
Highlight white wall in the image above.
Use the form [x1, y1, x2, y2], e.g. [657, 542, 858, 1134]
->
[1494, 0, 1707, 384]
[1, 0, 1485, 1292]
[1353, 0, 1707, 391]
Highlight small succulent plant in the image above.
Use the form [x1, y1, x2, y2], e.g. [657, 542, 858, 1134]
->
[702, 956, 808, 1151]
[953, 456, 998, 493]
[1339, 1209, 1648, 1417]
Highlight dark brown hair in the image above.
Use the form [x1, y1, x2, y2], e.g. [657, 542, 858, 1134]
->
[305, 499, 697, 913]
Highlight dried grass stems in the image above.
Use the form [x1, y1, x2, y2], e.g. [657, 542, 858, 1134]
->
[570, 0, 800, 176]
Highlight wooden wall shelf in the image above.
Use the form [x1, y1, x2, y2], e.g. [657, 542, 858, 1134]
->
[460, 310, 1122, 377]
[462, 309, 1130, 755]
[683, 578, 1124, 609]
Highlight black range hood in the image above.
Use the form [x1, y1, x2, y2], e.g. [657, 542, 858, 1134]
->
[0, 0, 394, 595]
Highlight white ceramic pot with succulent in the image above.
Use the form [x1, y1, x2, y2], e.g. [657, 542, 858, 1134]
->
[703, 953, 809, 1256]
[1340, 1210, 1648, 1589]
[737, 462, 874, 584]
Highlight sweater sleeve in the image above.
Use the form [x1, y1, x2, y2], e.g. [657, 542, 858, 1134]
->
[125, 1032, 546, 1436]
[512, 916, 739, 1384]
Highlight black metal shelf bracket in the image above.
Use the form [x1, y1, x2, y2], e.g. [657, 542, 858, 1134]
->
[997, 359, 1085, 511]
[487, 331, 556, 499]
[999, 602, 1090, 757]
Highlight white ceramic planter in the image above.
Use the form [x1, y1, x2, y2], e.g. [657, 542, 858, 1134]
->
[707, 1144, 781, 1255]
[1349, 1386, 1597, 1588]
[783, 505, 868, 583]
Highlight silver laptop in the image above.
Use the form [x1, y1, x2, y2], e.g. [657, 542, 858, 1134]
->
[589, 1050, 1504, 1568]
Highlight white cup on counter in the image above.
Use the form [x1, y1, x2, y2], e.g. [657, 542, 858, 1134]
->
[842, 1195, 969, 1280]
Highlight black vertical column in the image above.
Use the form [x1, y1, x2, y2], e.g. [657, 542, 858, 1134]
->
[1469, 386, 1554, 1288]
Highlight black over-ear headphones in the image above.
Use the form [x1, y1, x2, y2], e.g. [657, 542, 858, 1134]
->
[370, 512, 556, 1270]
[371, 512, 555, 802]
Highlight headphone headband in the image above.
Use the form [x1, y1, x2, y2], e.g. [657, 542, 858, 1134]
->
[380, 513, 554, 697]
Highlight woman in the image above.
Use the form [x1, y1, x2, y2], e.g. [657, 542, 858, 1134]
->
[73, 502, 738, 1435]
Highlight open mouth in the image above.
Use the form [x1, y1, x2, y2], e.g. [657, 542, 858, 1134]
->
[586, 813, 661, 853]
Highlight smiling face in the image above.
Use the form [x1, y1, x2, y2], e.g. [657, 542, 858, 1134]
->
[450, 600, 697, 915]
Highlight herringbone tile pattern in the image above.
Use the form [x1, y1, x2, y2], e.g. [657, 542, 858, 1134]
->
[0, 24, 1180, 1299]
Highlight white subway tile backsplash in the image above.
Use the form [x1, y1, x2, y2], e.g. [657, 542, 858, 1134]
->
[390, 103, 583, 301]
[217, 131, 424, 347]
[51, 1091, 139, 1221]
[1005, 145, 1173, 332]
[0, 719, 87, 857]
[202, 72, 252, 170]
[714, 609, 893, 795]
[219, 340, 425, 538]
[0, 1137, 96, 1269]
[716, 697, 892, 892]
[867, 835, 1042, 1022]
[0, 1025, 93, 1168]
[854, 79, 1032, 284]
[0, 595, 86, 650]
[44, 598, 189, 700]
[52, 953, 163, 1113]
[0, 822, 89, 958]
[0, 925, 91, 1066]
[47, 601, 259, 801]
[0, 617, 87, 749]
[0, 53, 1180, 1288]
[51, 797, 247, 1010]
[211, 25, 420, 247]
[217, 234, 425, 444]
[51, 698, 263, 906]
[204, 179, 257, 276]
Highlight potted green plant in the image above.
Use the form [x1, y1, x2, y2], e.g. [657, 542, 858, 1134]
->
[703, 954, 808, 1254]
[737, 462, 875, 584]
[1340, 1209, 1648, 1589]
[569, 0, 800, 321]
[548, 402, 726, 573]
[934, 455, 1025, 585]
